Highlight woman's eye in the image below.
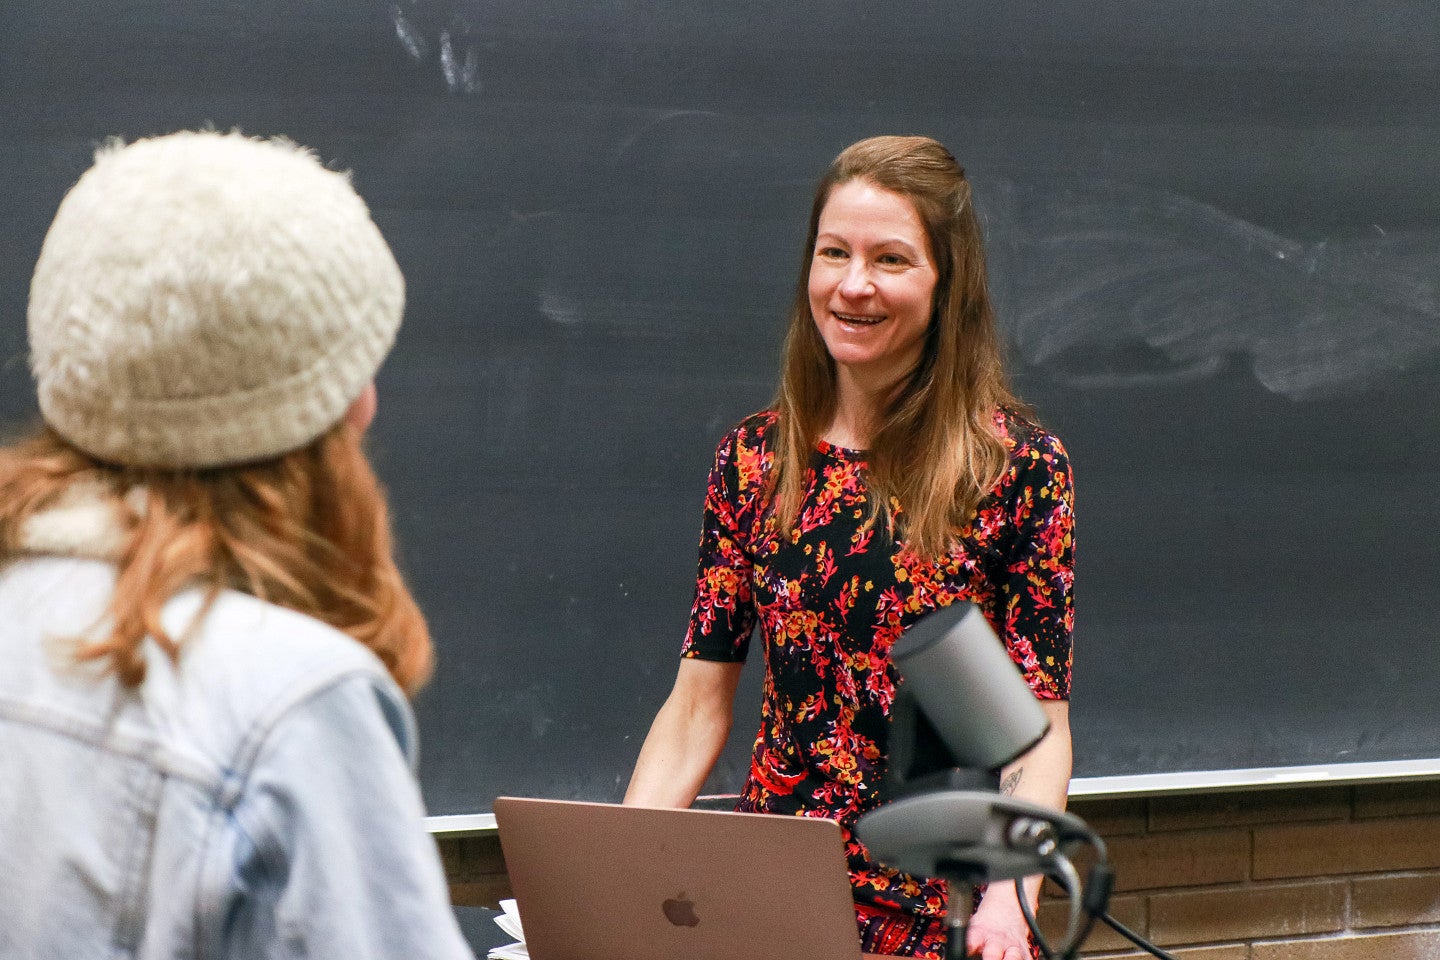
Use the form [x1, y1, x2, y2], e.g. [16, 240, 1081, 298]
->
[817, 246, 848, 260]
[877, 253, 908, 267]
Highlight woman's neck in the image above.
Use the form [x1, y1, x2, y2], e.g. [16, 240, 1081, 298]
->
[824, 371, 898, 450]
[821, 409, 870, 450]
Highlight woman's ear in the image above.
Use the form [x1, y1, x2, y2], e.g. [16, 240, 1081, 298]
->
[345, 381, 378, 433]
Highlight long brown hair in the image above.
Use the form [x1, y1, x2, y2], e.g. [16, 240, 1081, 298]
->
[772, 135, 1026, 559]
[0, 424, 432, 695]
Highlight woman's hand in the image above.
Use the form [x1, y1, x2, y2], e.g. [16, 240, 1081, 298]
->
[964, 899, 1033, 960]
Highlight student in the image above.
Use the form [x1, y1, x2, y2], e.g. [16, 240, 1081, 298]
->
[626, 136, 1074, 960]
[0, 131, 473, 960]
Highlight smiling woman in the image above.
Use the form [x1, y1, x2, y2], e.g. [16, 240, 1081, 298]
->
[625, 136, 1075, 960]
[808, 179, 940, 423]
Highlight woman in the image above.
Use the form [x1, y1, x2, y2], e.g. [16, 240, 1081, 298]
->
[0, 131, 473, 959]
[625, 136, 1074, 960]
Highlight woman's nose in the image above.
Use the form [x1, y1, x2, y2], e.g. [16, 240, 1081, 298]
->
[838, 262, 874, 299]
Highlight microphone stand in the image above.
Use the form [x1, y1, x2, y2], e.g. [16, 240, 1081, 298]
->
[857, 769, 1094, 960]
[939, 874, 975, 960]
[863, 605, 1109, 958]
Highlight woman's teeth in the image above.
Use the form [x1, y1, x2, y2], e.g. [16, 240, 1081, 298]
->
[835, 312, 883, 326]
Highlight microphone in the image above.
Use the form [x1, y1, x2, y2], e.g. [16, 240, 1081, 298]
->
[856, 789, 1093, 883]
[886, 601, 1050, 788]
[861, 601, 1068, 882]
[858, 603, 1113, 959]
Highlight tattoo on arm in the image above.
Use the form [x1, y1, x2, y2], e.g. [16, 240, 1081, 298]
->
[1000, 768, 1022, 796]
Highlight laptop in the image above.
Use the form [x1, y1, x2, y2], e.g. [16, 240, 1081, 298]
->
[493, 797, 865, 960]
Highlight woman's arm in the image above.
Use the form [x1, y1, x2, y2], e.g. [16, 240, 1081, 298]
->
[967, 698, 1072, 960]
[624, 657, 745, 808]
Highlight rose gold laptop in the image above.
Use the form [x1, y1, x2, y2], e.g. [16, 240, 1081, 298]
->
[493, 797, 865, 960]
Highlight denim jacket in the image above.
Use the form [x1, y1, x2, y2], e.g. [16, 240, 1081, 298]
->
[0, 546, 475, 960]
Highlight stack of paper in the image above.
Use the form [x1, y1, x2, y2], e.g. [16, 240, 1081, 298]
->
[487, 899, 528, 960]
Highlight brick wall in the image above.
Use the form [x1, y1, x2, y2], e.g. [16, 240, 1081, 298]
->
[441, 832, 510, 911]
[437, 779, 1440, 958]
[1037, 781, 1440, 959]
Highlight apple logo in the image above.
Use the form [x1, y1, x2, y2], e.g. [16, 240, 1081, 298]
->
[661, 893, 700, 928]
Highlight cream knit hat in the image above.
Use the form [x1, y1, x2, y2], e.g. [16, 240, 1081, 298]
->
[27, 130, 404, 468]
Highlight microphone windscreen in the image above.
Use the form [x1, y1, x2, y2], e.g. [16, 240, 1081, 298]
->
[891, 602, 1050, 770]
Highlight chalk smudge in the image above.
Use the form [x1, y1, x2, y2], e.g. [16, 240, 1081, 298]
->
[439, 28, 479, 94]
[392, 4, 427, 60]
[982, 179, 1440, 399]
[389, 1, 481, 94]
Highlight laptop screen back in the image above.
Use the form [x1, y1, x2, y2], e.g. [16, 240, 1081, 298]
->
[494, 797, 865, 960]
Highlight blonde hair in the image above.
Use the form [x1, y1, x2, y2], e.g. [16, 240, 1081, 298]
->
[772, 135, 1027, 559]
[0, 425, 432, 695]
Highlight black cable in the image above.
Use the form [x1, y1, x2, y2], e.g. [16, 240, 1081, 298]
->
[1018, 827, 1110, 960]
[1067, 859, 1111, 959]
[1059, 833, 1180, 960]
[1053, 855, 1093, 958]
[1015, 876, 1056, 960]
[1098, 912, 1181, 960]
[1002, 819, 1184, 960]
[1015, 844, 1090, 960]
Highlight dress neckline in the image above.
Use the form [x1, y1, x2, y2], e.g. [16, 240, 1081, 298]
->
[815, 437, 867, 459]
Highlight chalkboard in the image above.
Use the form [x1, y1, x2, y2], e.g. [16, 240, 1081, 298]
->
[2, 1, 1438, 815]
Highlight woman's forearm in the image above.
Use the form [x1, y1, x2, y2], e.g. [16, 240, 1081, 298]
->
[624, 658, 743, 807]
[982, 699, 1073, 915]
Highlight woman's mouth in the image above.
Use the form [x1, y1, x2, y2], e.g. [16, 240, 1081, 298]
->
[834, 311, 884, 327]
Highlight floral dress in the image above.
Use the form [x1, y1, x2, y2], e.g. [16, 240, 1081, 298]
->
[681, 409, 1074, 957]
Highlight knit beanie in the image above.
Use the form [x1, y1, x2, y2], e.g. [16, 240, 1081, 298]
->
[27, 130, 404, 469]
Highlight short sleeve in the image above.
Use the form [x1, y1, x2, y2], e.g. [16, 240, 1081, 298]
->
[218, 674, 475, 960]
[680, 426, 763, 662]
[999, 431, 1075, 700]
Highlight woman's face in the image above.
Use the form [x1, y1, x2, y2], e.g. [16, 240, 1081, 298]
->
[807, 178, 939, 391]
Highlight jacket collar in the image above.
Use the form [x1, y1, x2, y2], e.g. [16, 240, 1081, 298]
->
[17, 482, 140, 563]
